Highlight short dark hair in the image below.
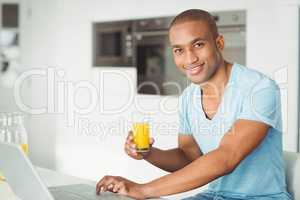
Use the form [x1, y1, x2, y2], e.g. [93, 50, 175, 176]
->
[169, 9, 219, 39]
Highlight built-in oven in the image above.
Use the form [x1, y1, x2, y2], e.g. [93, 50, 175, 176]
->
[134, 11, 246, 95]
[92, 11, 246, 95]
[133, 17, 188, 95]
[93, 21, 133, 66]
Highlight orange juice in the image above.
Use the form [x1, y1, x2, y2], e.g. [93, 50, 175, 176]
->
[133, 123, 150, 152]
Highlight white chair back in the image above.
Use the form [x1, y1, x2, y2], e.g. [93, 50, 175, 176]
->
[283, 151, 300, 199]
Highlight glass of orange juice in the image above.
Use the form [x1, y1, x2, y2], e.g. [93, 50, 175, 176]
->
[132, 122, 150, 152]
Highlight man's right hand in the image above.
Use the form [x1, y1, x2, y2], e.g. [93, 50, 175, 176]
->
[124, 131, 154, 160]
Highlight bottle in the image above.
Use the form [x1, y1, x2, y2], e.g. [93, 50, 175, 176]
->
[5, 113, 12, 143]
[0, 126, 6, 181]
[0, 113, 7, 181]
[0, 113, 5, 141]
[11, 113, 28, 155]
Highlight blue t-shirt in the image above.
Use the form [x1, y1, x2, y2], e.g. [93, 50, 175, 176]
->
[179, 63, 292, 199]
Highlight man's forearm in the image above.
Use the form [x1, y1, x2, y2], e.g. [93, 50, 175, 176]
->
[144, 147, 191, 172]
[142, 147, 231, 198]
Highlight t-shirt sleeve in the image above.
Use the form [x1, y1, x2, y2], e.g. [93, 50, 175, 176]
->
[237, 78, 282, 131]
[178, 92, 192, 135]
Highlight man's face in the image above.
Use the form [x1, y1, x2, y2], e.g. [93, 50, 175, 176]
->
[169, 20, 224, 84]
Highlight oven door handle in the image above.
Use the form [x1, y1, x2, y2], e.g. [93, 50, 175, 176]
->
[134, 30, 168, 39]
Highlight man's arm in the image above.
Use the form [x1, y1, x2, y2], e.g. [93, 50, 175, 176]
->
[144, 135, 202, 172]
[141, 119, 270, 198]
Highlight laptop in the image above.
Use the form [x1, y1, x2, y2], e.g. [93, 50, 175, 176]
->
[0, 142, 133, 200]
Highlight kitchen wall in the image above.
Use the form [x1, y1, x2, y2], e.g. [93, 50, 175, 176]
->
[14, 0, 300, 198]
[0, 0, 21, 112]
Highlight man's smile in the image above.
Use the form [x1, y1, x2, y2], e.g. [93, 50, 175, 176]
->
[185, 62, 205, 76]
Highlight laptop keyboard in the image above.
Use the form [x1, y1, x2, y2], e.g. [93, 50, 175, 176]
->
[49, 184, 133, 200]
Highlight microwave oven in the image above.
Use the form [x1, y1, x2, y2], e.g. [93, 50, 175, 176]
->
[93, 20, 134, 66]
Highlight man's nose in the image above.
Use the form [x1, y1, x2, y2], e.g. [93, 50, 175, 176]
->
[186, 50, 199, 65]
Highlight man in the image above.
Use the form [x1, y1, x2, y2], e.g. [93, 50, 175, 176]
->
[96, 9, 292, 200]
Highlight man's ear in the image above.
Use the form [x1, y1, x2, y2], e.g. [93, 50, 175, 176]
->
[215, 35, 225, 51]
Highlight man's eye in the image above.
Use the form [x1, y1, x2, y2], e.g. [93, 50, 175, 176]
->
[194, 42, 204, 48]
[174, 49, 182, 54]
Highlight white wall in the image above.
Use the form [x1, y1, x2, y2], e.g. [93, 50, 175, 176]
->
[246, 0, 300, 152]
[16, 0, 299, 198]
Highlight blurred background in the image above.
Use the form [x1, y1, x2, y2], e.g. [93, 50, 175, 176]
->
[0, 0, 299, 198]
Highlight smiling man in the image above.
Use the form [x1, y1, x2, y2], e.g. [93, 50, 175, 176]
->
[96, 9, 292, 200]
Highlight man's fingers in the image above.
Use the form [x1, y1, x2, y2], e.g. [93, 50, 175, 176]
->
[96, 176, 117, 194]
[126, 131, 134, 141]
[96, 177, 106, 194]
[113, 181, 126, 194]
[117, 182, 128, 196]
[96, 176, 127, 194]
[150, 137, 155, 145]
[125, 143, 136, 153]
[125, 140, 138, 155]
[107, 184, 113, 190]
[130, 143, 136, 148]
[112, 181, 121, 193]
[125, 131, 150, 160]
